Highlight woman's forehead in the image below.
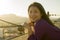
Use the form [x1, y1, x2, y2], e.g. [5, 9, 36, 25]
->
[29, 6, 39, 10]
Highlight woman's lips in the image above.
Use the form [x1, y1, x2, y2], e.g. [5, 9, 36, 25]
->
[31, 17, 37, 20]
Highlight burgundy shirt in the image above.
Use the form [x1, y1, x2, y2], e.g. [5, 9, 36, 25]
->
[28, 19, 60, 40]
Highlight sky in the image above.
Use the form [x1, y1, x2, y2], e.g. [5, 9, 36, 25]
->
[0, 0, 60, 17]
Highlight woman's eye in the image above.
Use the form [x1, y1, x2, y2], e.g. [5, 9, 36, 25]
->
[29, 10, 38, 14]
[30, 11, 32, 13]
[34, 10, 38, 13]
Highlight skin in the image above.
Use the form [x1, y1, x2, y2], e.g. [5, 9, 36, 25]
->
[28, 6, 42, 23]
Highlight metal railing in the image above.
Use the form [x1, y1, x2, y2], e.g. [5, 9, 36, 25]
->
[0, 19, 25, 40]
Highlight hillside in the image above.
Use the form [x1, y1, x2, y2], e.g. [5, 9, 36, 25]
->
[0, 14, 28, 25]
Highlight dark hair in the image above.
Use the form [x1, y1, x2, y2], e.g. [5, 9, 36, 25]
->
[28, 2, 55, 26]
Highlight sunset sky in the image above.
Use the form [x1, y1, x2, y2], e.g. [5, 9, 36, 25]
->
[0, 0, 60, 17]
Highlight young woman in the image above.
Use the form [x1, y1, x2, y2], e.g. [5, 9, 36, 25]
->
[27, 2, 60, 40]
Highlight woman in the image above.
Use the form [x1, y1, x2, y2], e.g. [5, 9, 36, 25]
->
[27, 2, 60, 40]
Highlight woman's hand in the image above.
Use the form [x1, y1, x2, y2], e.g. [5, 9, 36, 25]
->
[23, 22, 34, 35]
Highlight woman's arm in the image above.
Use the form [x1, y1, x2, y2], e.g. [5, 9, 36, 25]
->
[35, 21, 47, 40]
[35, 25, 47, 40]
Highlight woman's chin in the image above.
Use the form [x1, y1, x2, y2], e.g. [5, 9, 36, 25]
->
[31, 20, 36, 22]
[30, 18, 37, 22]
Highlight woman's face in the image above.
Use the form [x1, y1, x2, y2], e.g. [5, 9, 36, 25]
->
[28, 6, 42, 22]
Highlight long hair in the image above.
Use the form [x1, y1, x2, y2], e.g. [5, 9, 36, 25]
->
[28, 2, 55, 26]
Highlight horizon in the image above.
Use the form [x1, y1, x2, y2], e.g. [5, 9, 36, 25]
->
[0, 0, 60, 17]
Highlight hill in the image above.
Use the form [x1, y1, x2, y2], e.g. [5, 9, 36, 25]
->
[0, 14, 28, 25]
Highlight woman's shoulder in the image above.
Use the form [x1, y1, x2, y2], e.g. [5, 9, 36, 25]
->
[35, 19, 49, 30]
[35, 19, 60, 31]
[36, 19, 49, 26]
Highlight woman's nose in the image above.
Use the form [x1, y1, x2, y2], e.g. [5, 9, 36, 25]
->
[30, 13, 35, 16]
